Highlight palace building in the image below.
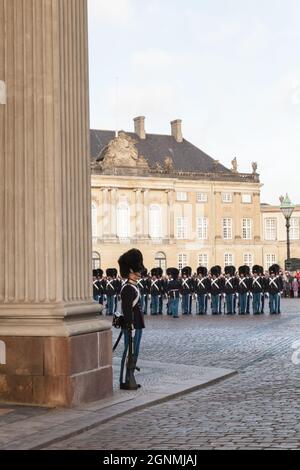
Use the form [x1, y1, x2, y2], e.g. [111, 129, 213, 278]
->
[90, 116, 270, 272]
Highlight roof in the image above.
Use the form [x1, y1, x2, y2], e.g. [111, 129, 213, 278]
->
[90, 129, 231, 174]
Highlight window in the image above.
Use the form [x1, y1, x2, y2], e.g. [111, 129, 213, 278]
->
[92, 252, 101, 270]
[196, 192, 208, 203]
[222, 193, 233, 203]
[197, 217, 208, 239]
[242, 218, 252, 239]
[155, 252, 167, 273]
[176, 217, 188, 239]
[222, 218, 233, 239]
[198, 253, 208, 268]
[91, 203, 98, 237]
[224, 253, 234, 267]
[117, 203, 130, 238]
[149, 205, 162, 238]
[176, 192, 187, 201]
[244, 253, 253, 269]
[266, 254, 276, 269]
[265, 218, 277, 240]
[178, 253, 187, 270]
[290, 218, 300, 240]
[242, 194, 252, 204]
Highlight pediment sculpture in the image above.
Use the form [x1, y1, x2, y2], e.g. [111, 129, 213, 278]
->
[101, 131, 140, 169]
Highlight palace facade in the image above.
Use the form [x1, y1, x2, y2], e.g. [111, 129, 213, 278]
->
[90, 116, 275, 272]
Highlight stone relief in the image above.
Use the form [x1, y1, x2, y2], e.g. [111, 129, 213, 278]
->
[101, 131, 142, 169]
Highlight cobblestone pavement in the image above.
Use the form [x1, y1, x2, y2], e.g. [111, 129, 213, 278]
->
[48, 300, 300, 450]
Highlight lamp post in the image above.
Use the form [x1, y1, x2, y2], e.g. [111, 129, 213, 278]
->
[279, 194, 295, 263]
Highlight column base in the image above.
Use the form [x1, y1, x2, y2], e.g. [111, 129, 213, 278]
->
[0, 329, 112, 407]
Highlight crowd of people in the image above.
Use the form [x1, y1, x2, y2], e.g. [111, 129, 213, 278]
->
[93, 263, 298, 318]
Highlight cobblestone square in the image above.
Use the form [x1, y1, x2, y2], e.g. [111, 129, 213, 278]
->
[47, 299, 300, 450]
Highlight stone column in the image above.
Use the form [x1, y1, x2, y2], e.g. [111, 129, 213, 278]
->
[167, 190, 175, 239]
[143, 189, 149, 238]
[0, 0, 112, 407]
[135, 189, 143, 238]
[110, 188, 117, 238]
[102, 188, 110, 238]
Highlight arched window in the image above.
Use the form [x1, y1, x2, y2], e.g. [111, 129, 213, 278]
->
[149, 205, 162, 238]
[91, 202, 98, 237]
[155, 252, 167, 273]
[92, 252, 101, 270]
[117, 203, 130, 238]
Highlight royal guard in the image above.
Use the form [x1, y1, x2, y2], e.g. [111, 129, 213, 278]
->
[149, 268, 162, 315]
[93, 269, 101, 302]
[266, 264, 283, 314]
[96, 269, 105, 306]
[224, 266, 237, 315]
[210, 266, 224, 315]
[137, 268, 148, 315]
[237, 265, 250, 314]
[251, 265, 264, 315]
[166, 268, 181, 318]
[157, 267, 164, 315]
[118, 249, 145, 390]
[181, 266, 193, 315]
[105, 268, 118, 316]
[194, 266, 210, 315]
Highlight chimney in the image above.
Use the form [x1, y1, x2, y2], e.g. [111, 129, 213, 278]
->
[134, 116, 146, 139]
[171, 119, 183, 143]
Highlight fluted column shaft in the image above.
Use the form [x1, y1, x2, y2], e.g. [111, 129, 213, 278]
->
[0, 0, 102, 334]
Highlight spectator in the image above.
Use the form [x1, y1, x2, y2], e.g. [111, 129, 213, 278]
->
[292, 277, 299, 298]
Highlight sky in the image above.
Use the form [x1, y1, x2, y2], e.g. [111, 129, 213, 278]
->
[88, 0, 300, 204]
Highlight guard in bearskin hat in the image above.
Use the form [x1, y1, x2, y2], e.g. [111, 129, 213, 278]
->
[194, 266, 210, 315]
[105, 268, 119, 316]
[259, 266, 266, 314]
[166, 268, 181, 318]
[93, 269, 101, 302]
[137, 268, 149, 315]
[149, 268, 163, 315]
[118, 249, 145, 390]
[266, 264, 283, 314]
[237, 266, 250, 314]
[250, 265, 264, 314]
[181, 266, 193, 315]
[210, 265, 224, 315]
[156, 267, 164, 315]
[224, 266, 237, 315]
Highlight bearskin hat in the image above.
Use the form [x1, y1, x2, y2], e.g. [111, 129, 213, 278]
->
[93, 269, 98, 277]
[96, 269, 103, 278]
[239, 265, 250, 276]
[141, 268, 148, 277]
[197, 266, 208, 276]
[106, 268, 117, 277]
[211, 265, 221, 277]
[252, 265, 261, 275]
[182, 266, 192, 277]
[168, 267, 179, 279]
[259, 266, 264, 275]
[151, 268, 158, 277]
[166, 268, 172, 276]
[156, 267, 163, 277]
[225, 265, 236, 276]
[269, 263, 280, 275]
[118, 249, 145, 278]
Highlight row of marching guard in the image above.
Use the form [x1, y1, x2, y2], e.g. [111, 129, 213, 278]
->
[93, 263, 284, 317]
